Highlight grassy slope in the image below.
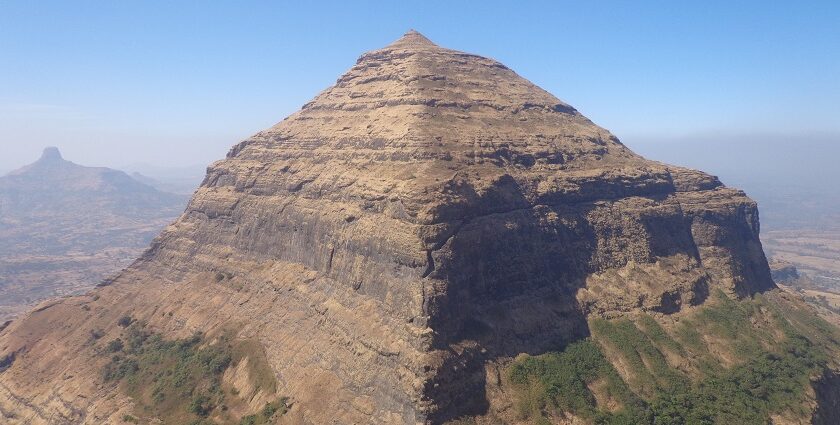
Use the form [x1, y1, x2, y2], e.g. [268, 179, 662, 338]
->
[99, 319, 287, 425]
[507, 290, 840, 425]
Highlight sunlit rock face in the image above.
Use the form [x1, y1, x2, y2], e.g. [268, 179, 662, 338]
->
[0, 31, 773, 424]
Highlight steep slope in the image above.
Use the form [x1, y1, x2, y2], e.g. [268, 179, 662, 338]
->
[0, 32, 780, 424]
[0, 148, 187, 320]
[502, 289, 840, 424]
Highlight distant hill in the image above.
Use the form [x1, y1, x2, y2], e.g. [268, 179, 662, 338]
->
[0, 147, 188, 320]
[122, 163, 206, 195]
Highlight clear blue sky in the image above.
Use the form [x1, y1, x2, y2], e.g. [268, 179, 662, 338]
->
[1, 1, 838, 172]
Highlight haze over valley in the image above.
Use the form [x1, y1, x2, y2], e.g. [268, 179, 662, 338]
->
[0, 148, 188, 320]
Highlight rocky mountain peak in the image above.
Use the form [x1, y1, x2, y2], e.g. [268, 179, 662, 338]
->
[39, 146, 63, 162]
[1, 147, 184, 204]
[386, 29, 438, 49]
[144, 32, 772, 420]
[8, 147, 73, 177]
[240, 29, 635, 213]
[0, 32, 776, 424]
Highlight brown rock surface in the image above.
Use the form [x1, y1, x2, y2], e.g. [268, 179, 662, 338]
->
[0, 31, 774, 424]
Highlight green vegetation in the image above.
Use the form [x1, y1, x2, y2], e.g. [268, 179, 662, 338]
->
[89, 328, 105, 341]
[508, 292, 839, 424]
[101, 321, 287, 424]
[636, 314, 682, 355]
[650, 332, 822, 424]
[591, 318, 688, 397]
[678, 292, 770, 361]
[238, 399, 290, 425]
[105, 338, 124, 353]
[117, 315, 134, 327]
[508, 339, 645, 424]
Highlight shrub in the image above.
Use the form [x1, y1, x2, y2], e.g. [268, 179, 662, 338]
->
[102, 356, 138, 382]
[188, 394, 214, 417]
[117, 316, 133, 327]
[238, 398, 289, 425]
[106, 338, 124, 353]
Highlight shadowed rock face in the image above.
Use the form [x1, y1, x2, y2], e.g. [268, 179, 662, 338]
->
[813, 371, 840, 425]
[0, 31, 773, 424]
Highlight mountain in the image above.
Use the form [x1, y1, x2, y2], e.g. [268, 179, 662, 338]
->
[0, 147, 188, 320]
[0, 32, 838, 424]
[128, 172, 165, 190]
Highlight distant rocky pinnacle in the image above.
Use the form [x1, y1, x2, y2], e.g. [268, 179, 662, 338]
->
[39, 146, 63, 162]
[1, 146, 183, 210]
[0, 148, 187, 322]
[0, 32, 774, 424]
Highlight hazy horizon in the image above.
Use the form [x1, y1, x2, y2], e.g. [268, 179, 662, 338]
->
[5, 132, 839, 186]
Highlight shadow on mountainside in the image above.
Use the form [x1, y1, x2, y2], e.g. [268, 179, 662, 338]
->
[418, 172, 745, 423]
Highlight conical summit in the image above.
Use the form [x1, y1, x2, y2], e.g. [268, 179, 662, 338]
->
[0, 31, 776, 424]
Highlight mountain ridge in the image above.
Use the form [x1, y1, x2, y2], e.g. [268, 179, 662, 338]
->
[0, 31, 809, 425]
[0, 147, 187, 320]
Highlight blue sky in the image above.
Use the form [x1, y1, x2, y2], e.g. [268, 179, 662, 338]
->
[1, 1, 838, 172]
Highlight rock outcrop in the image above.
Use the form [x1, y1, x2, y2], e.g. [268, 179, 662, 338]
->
[0, 31, 774, 424]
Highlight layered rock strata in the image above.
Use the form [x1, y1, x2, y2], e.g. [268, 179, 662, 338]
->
[0, 31, 773, 424]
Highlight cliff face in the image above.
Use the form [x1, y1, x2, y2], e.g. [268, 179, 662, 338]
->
[0, 31, 774, 424]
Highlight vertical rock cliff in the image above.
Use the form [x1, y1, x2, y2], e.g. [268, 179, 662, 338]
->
[0, 31, 775, 424]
